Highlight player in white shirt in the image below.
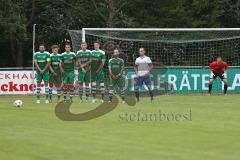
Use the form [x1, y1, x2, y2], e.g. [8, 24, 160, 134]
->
[134, 48, 153, 102]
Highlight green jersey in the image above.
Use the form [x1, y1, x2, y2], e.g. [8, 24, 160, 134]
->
[108, 58, 124, 75]
[34, 51, 50, 70]
[77, 50, 91, 70]
[50, 53, 62, 71]
[61, 52, 76, 72]
[91, 50, 106, 71]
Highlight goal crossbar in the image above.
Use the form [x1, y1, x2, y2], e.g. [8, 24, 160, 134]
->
[81, 28, 240, 41]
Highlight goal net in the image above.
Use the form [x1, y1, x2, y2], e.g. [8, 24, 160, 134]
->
[68, 28, 240, 94]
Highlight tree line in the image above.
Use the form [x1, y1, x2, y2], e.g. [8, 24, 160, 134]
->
[0, 0, 239, 67]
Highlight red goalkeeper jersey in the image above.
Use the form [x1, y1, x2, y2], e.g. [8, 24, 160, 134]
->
[209, 61, 228, 74]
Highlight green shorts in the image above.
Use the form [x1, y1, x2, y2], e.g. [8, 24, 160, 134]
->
[88, 70, 105, 83]
[36, 70, 49, 83]
[84, 71, 92, 84]
[63, 70, 75, 85]
[49, 72, 62, 85]
[96, 70, 105, 83]
[78, 70, 87, 83]
[109, 76, 125, 89]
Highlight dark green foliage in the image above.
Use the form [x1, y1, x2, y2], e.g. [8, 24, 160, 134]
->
[0, 0, 238, 67]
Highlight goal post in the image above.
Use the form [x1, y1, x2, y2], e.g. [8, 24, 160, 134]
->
[68, 28, 240, 94]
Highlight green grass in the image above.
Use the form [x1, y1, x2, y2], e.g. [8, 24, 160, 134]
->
[0, 95, 240, 160]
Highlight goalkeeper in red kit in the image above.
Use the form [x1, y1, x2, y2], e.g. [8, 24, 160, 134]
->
[209, 57, 228, 94]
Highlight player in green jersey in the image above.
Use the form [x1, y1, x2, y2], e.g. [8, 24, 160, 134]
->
[49, 45, 62, 103]
[77, 42, 92, 102]
[91, 41, 106, 103]
[34, 44, 51, 104]
[60, 43, 76, 102]
[108, 49, 125, 103]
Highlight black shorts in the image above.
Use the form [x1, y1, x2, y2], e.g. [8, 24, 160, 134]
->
[210, 72, 226, 80]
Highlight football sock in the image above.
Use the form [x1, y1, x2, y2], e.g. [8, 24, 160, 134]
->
[49, 87, 52, 100]
[36, 87, 40, 100]
[85, 86, 90, 99]
[109, 90, 113, 102]
[100, 83, 105, 100]
[70, 88, 74, 101]
[224, 85, 228, 94]
[120, 89, 125, 101]
[79, 85, 83, 100]
[149, 90, 153, 100]
[57, 88, 61, 100]
[63, 88, 67, 100]
[135, 90, 140, 101]
[45, 87, 49, 100]
[208, 84, 212, 94]
[92, 82, 96, 99]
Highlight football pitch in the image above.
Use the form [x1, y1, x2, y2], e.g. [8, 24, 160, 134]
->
[0, 95, 240, 160]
